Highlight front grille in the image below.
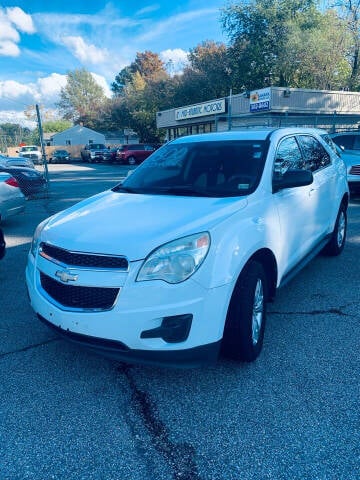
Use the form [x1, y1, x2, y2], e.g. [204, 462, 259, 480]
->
[40, 272, 119, 310]
[349, 165, 360, 176]
[40, 243, 128, 269]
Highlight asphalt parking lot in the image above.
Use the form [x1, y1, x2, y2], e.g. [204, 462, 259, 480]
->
[0, 163, 359, 480]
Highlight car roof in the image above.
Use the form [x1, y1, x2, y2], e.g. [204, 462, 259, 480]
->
[0, 165, 40, 173]
[170, 127, 329, 144]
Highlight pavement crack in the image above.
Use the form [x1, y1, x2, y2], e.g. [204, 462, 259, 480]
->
[118, 363, 203, 480]
[0, 337, 59, 359]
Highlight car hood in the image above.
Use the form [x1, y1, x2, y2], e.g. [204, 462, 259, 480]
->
[41, 190, 248, 260]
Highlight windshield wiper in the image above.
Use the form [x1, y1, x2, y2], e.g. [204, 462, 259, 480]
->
[153, 185, 219, 197]
[112, 185, 139, 193]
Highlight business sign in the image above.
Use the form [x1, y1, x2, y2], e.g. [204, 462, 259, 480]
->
[175, 99, 226, 120]
[250, 88, 271, 112]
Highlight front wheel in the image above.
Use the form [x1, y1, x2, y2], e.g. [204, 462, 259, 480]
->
[222, 261, 268, 362]
[323, 203, 347, 256]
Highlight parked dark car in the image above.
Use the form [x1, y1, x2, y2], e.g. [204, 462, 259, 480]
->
[99, 147, 119, 163]
[0, 227, 5, 259]
[0, 165, 46, 197]
[49, 149, 71, 164]
[116, 144, 156, 165]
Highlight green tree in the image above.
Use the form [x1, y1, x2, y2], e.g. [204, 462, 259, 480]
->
[284, 9, 351, 89]
[184, 41, 232, 97]
[335, 0, 360, 89]
[0, 123, 31, 149]
[112, 51, 167, 96]
[56, 68, 107, 127]
[110, 51, 169, 141]
[42, 120, 73, 133]
[221, 0, 320, 89]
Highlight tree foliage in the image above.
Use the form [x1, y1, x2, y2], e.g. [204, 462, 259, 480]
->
[55, 2, 360, 142]
[112, 51, 167, 96]
[42, 120, 73, 133]
[335, 0, 360, 88]
[56, 68, 107, 127]
[0, 123, 31, 149]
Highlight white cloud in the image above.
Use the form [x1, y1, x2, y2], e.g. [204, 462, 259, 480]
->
[0, 72, 111, 126]
[37, 73, 67, 101]
[135, 5, 161, 16]
[0, 15, 20, 41]
[61, 36, 109, 64]
[90, 73, 112, 98]
[0, 40, 20, 57]
[0, 110, 36, 128]
[0, 7, 35, 57]
[137, 8, 219, 44]
[160, 49, 189, 75]
[6, 7, 36, 34]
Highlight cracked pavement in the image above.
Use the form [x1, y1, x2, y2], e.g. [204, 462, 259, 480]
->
[0, 163, 359, 480]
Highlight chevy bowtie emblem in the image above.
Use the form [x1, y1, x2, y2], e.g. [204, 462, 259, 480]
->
[55, 270, 78, 283]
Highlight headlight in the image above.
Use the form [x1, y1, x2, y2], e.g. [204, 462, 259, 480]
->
[30, 218, 50, 257]
[137, 232, 210, 284]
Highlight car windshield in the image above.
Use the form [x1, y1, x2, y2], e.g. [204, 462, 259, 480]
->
[114, 140, 267, 197]
[22, 147, 37, 151]
[90, 144, 105, 149]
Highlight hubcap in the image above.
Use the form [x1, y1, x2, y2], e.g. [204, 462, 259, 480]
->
[337, 211, 346, 247]
[252, 279, 264, 345]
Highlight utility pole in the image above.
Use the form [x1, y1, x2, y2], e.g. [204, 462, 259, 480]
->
[228, 88, 233, 131]
[35, 104, 49, 185]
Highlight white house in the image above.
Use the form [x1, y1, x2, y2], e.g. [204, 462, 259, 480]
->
[49, 125, 106, 146]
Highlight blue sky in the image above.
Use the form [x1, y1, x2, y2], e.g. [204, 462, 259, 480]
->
[0, 1, 228, 127]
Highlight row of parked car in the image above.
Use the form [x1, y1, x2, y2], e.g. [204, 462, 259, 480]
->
[16, 144, 161, 166]
[80, 143, 160, 165]
[1, 130, 360, 230]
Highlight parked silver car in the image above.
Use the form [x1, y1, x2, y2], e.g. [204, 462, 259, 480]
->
[0, 172, 26, 221]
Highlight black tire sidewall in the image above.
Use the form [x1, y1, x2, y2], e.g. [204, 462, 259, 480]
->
[323, 204, 347, 256]
[222, 261, 268, 362]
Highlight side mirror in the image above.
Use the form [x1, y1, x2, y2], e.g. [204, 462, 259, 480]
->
[273, 169, 313, 193]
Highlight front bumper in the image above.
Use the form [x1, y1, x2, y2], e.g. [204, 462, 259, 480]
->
[38, 314, 221, 367]
[26, 251, 230, 367]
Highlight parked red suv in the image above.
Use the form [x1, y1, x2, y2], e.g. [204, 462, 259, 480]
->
[116, 144, 156, 165]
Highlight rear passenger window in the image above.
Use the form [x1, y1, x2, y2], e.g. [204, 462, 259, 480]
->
[298, 135, 330, 172]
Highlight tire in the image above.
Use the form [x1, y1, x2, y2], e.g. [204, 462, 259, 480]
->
[222, 261, 268, 362]
[323, 203, 347, 256]
[128, 156, 136, 166]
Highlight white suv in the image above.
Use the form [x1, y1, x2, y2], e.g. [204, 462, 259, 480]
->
[26, 128, 349, 367]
